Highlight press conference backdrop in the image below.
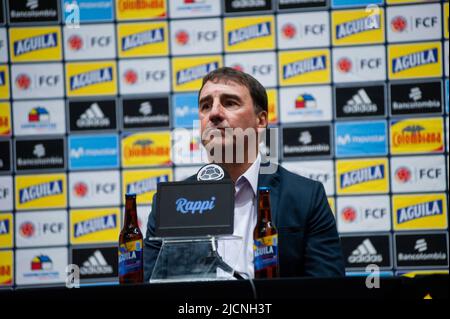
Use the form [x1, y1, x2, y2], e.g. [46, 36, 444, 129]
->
[0, 0, 449, 288]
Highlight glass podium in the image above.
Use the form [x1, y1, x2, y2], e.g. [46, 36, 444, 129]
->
[149, 235, 245, 283]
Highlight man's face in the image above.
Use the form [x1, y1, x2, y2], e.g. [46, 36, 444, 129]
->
[198, 79, 267, 161]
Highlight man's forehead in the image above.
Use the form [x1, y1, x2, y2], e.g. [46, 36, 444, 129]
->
[199, 79, 249, 98]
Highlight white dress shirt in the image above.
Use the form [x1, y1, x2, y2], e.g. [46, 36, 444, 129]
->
[217, 154, 261, 278]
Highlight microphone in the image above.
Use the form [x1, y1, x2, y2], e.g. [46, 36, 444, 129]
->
[195, 165, 244, 279]
[196, 163, 231, 182]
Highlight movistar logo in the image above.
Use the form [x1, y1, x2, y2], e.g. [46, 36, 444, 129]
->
[283, 56, 326, 79]
[14, 33, 58, 56]
[122, 28, 164, 51]
[70, 67, 113, 91]
[19, 180, 63, 204]
[228, 22, 271, 46]
[176, 62, 218, 85]
[392, 48, 438, 74]
[397, 200, 443, 224]
[126, 175, 168, 195]
[336, 15, 380, 39]
[74, 214, 117, 238]
[176, 197, 216, 214]
[340, 165, 385, 188]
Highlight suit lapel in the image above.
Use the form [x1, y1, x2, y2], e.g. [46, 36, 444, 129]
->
[257, 165, 281, 226]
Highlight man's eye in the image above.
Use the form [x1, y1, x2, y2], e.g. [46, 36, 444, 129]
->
[224, 100, 237, 107]
[200, 104, 211, 110]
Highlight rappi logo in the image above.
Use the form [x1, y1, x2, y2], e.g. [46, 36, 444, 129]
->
[336, 57, 352, 73]
[341, 207, 357, 223]
[15, 74, 32, 90]
[68, 35, 84, 51]
[395, 167, 412, 183]
[123, 69, 138, 85]
[391, 16, 407, 33]
[175, 30, 189, 46]
[73, 182, 89, 198]
[19, 222, 35, 238]
[282, 23, 296, 39]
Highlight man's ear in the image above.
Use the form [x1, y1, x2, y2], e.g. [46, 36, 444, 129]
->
[256, 110, 268, 128]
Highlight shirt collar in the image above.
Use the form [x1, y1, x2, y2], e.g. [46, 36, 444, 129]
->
[235, 153, 261, 197]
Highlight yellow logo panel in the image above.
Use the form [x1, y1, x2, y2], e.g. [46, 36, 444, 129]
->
[0, 102, 11, 136]
[0, 250, 13, 286]
[393, 194, 447, 230]
[332, 8, 385, 46]
[387, 0, 437, 3]
[122, 131, 171, 167]
[9, 27, 62, 62]
[224, 16, 275, 52]
[66, 61, 117, 97]
[15, 174, 67, 210]
[444, 3, 449, 40]
[267, 89, 278, 124]
[122, 168, 172, 205]
[0, 65, 10, 100]
[116, 0, 167, 20]
[172, 55, 222, 92]
[328, 197, 336, 216]
[0, 214, 13, 248]
[70, 208, 121, 244]
[117, 22, 169, 58]
[388, 42, 442, 80]
[336, 158, 389, 195]
[390, 117, 444, 155]
[279, 49, 330, 86]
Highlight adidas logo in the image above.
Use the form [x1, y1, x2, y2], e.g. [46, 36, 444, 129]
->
[343, 89, 377, 114]
[414, 239, 427, 252]
[76, 103, 110, 128]
[348, 239, 382, 264]
[80, 250, 113, 275]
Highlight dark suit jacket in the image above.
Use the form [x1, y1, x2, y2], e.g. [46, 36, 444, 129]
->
[144, 164, 345, 282]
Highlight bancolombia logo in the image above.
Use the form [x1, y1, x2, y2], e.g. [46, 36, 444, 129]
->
[176, 197, 216, 214]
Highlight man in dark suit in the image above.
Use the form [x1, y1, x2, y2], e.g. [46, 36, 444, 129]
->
[144, 67, 345, 281]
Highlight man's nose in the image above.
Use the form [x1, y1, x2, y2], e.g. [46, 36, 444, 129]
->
[208, 100, 225, 124]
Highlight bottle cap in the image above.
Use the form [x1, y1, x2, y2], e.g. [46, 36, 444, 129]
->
[125, 193, 137, 198]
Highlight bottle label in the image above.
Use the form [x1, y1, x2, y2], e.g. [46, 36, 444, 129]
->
[119, 239, 143, 276]
[253, 234, 278, 272]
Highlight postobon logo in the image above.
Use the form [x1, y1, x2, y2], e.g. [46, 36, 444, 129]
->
[336, 158, 389, 195]
[117, 22, 168, 58]
[172, 56, 222, 92]
[66, 61, 117, 96]
[224, 16, 275, 52]
[390, 118, 444, 154]
[266, 89, 278, 123]
[332, 9, 385, 46]
[0, 102, 11, 136]
[0, 250, 13, 286]
[116, 0, 166, 21]
[279, 49, 330, 86]
[122, 132, 171, 167]
[70, 208, 121, 244]
[393, 194, 447, 230]
[122, 169, 172, 204]
[15, 174, 67, 210]
[9, 27, 62, 62]
[388, 42, 442, 79]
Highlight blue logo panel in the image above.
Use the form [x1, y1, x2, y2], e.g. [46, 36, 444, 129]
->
[173, 93, 200, 128]
[69, 134, 119, 170]
[62, 0, 114, 23]
[332, 0, 384, 8]
[335, 121, 388, 158]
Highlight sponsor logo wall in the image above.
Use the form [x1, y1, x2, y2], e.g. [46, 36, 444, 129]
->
[0, 0, 448, 287]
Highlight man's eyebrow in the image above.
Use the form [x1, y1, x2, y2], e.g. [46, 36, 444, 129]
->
[220, 93, 243, 103]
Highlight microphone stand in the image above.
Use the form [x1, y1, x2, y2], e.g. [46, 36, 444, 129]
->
[204, 237, 245, 280]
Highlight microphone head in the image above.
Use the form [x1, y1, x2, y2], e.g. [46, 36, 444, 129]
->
[197, 164, 230, 181]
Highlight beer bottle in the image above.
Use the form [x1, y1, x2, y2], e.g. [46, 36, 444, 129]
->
[119, 193, 143, 284]
[253, 186, 279, 279]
